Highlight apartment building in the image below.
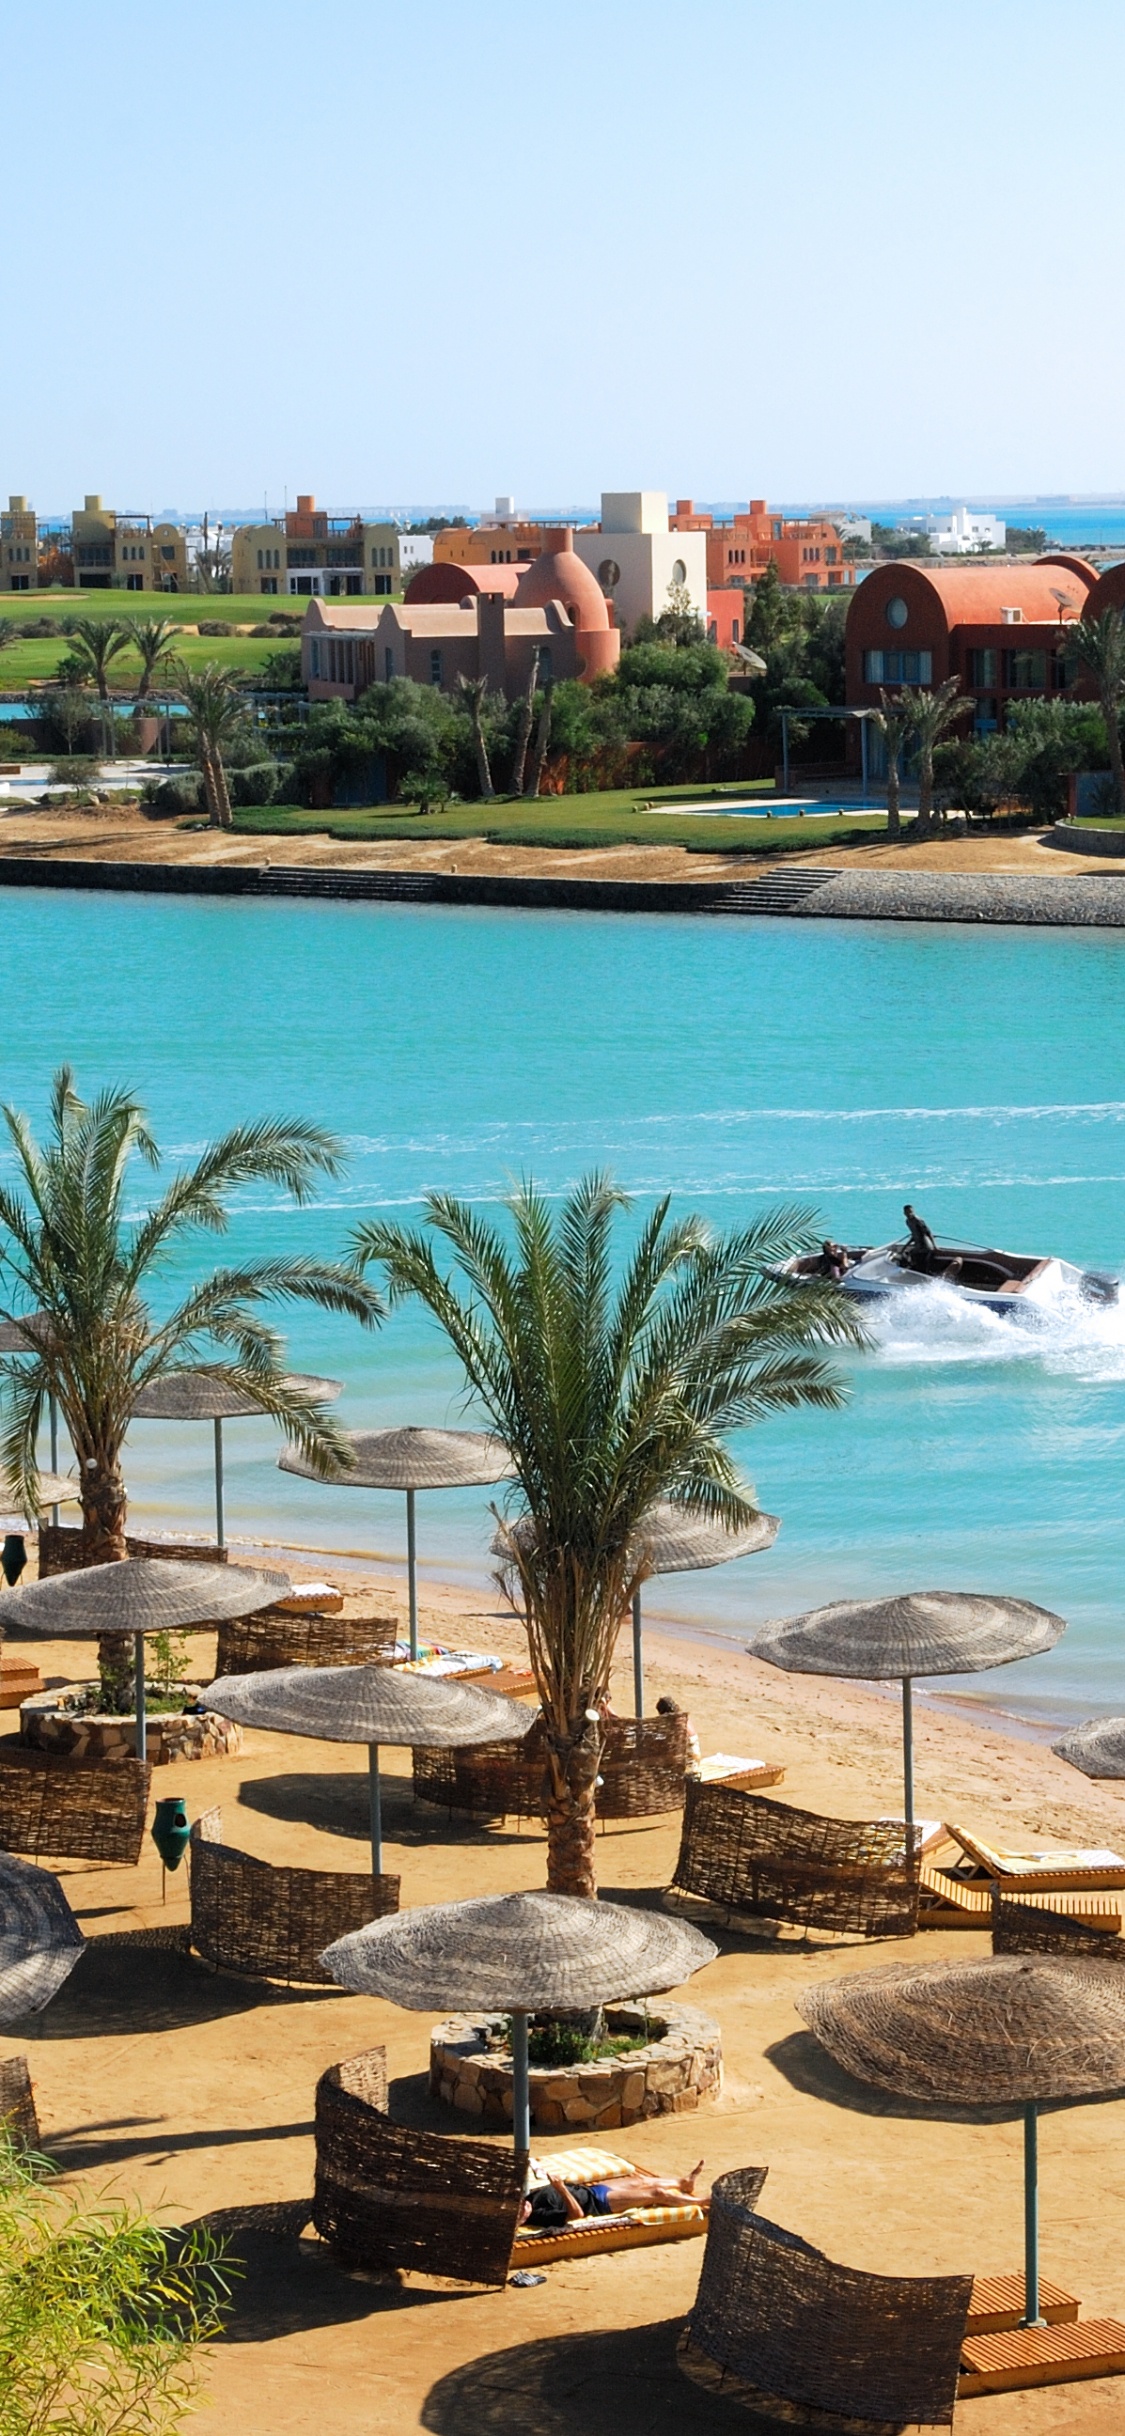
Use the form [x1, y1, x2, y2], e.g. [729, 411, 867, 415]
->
[671, 499, 854, 593]
[1, 496, 36, 590]
[231, 495, 406, 597]
[844, 556, 1098, 746]
[571, 493, 708, 637]
[432, 498, 549, 566]
[0, 495, 188, 592]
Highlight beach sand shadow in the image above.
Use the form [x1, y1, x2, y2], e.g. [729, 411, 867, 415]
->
[237, 1769, 546, 1853]
[22, 1932, 336, 2040]
[177, 2206, 481, 2341]
[423, 2320, 761, 2436]
[47, 2113, 317, 2172]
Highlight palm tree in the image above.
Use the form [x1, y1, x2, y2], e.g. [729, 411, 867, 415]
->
[455, 673, 495, 800]
[0, 1069, 382, 1703]
[900, 676, 965, 841]
[351, 1177, 862, 1896]
[872, 691, 911, 840]
[525, 674, 555, 798]
[1067, 608, 1125, 817]
[176, 662, 246, 827]
[130, 617, 177, 705]
[509, 649, 541, 796]
[65, 619, 129, 759]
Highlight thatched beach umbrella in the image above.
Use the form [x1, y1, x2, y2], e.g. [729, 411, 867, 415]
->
[203, 1661, 526, 1874]
[493, 1499, 780, 1717]
[321, 1888, 716, 2150]
[8, 1558, 289, 1763]
[132, 1369, 342, 1551]
[749, 1591, 1066, 1828]
[0, 1314, 62, 1523]
[0, 1470, 78, 1520]
[799, 1954, 1125, 2328]
[1052, 1718, 1125, 1779]
[279, 1426, 514, 1660]
[630, 1503, 781, 1719]
[0, 1853, 85, 2024]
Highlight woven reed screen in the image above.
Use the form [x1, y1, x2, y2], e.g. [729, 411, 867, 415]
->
[213, 1610, 398, 1677]
[0, 1750, 151, 1864]
[414, 1712, 689, 1823]
[0, 2055, 39, 2150]
[313, 2048, 524, 2286]
[682, 2168, 971, 2429]
[992, 1894, 1125, 1959]
[37, 1526, 225, 1576]
[188, 1811, 398, 1984]
[671, 1780, 922, 1938]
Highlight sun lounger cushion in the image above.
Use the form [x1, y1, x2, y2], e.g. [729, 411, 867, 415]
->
[515, 2143, 709, 2263]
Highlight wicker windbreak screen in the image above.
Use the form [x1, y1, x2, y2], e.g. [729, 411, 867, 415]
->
[671, 1779, 922, 1938]
[313, 2048, 524, 2287]
[0, 1750, 151, 1865]
[188, 1812, 398, 1984]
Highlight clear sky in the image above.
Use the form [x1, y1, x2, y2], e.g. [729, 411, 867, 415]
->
[5, 0, 1123, 515]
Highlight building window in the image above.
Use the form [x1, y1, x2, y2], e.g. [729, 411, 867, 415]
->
[825, 547, 837, 565]
[967, 648, 997, 686]
[598, 559, 621, 589]
[309, 640, 321, 677]
[974, 696, 999, 734]
[1054, 651, 1077, 689]
[261, 577, 278, 594]
[385, 647, 394, 680]
[863, 649, 933, 684]
[671, 559, 686, 585]
[429, 649, 442, 685]
[1003, 649, 1047, 689]
[885, 596, 909, 629]
[288, 547, 316, 568]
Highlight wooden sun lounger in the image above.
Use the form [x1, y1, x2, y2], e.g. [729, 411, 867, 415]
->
[966, 2274, 1078, 2335]
[919, 1861, 1122, 1932]
[515, 2143, 709, 2266]
[960, 2318, 1125, 2396]
[694, 1753, 785, 1790]
[944, 1822, 1125, 1892]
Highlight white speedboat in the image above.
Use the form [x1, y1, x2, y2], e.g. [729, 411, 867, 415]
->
[780, 1224, 1118, 1319]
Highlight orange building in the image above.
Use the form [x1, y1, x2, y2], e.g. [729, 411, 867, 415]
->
[433, 497, 551, 567]
[671, 499, 854, 593]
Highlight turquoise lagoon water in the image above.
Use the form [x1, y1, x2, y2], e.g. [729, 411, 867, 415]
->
[6, 887, 1125, 1724]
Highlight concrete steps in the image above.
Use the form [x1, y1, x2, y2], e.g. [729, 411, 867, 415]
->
[254, 867, 436, 901]
[720, 866, 839, 914]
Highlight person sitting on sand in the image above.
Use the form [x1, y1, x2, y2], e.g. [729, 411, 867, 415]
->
[522, 2159, 706, 2228]
[656, 1693, 701, 1769]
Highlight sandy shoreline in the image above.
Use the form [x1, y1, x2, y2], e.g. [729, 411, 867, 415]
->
[11, 1551, 1125, 2432]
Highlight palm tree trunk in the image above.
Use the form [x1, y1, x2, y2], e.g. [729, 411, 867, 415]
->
[914, 747, 934, 842]
[886, 751, 901, 839]
[543, 1716, 602, 1897]
[80, 1458, 131, 1708]
[471, 705, 494, 801]
[1102, 686, 1125, 817]
[509, 653, 539, 795]
[526, 679, 555, 799]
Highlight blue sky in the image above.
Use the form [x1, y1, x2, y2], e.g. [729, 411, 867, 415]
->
[4, 0, 1124, 513]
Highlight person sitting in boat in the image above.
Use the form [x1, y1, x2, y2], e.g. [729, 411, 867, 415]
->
[903, 1204, 939, 1273]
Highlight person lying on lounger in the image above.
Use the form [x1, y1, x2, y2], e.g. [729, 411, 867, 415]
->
[522, 2159, 706, 2227]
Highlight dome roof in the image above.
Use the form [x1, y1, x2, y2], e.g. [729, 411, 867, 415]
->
[515, 529, 610, 630]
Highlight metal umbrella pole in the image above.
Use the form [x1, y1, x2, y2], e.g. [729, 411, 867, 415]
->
[511, 2009, 531, 2154]
[405, 1488, 418, 1661]
[214, 1416, 225, 1552]
[901, 1676, 914, 1830]
[1024, 2103, 1043, 2328]
[631, 1590, 644, 1719]
[49, 1394, 60, 1528]
[134, 1634, 148, 1764]
[368, 1745, 383, 1875]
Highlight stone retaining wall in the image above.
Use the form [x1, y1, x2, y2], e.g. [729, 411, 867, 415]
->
[21, 1685, 243, 1764]
[430, 2001, 722, 2132]
[791, 870, 1125, 927]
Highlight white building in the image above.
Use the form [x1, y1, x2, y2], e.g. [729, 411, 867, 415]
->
[926, 505, 1006, 555]
[573, 492, 708, 637]
[398, 533, 433, 574]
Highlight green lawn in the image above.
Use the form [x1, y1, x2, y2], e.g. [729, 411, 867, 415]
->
[0, 587, 402, 689]
[233, 793, 886, 856]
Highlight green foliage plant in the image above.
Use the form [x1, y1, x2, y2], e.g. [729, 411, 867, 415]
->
[352, 1176, 862, 1896]
[0, 1067, 382, 1703]
[1066, 608, 1125, 817]
[0, 2132, 234, 2436]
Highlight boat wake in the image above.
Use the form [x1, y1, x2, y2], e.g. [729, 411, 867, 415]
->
[867, 1273, 1125, 1381]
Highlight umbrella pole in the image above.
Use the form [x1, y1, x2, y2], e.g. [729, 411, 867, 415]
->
[511, 2007, 530, 2155]
[214, 1418, 225, 1553]
[406, 1489, 418, 1662]
[134, 1634, 147, 1766]
[1023, 2101, 1043, 2327]
[632, 1589, 644, 1718]
[901, 1677, 914, 1830]
[49, 1392, 59, 1529]
[368, 1743, 383, 1876]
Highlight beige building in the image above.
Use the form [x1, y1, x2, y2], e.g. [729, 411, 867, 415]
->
[573, 492, 708, 638]
[231, 495, 405, 597]
[69, 496, 187, 591]
[302, 533, 621, 703]
[1, 496, 37, 590]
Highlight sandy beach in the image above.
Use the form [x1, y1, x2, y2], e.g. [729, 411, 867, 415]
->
[11, 1554, 1125, 2435]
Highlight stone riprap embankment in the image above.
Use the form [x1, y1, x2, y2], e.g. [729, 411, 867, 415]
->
[780, 870, 1125, 927]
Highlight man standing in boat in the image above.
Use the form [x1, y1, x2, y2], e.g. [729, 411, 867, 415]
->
[903, 1204, 939, 1273]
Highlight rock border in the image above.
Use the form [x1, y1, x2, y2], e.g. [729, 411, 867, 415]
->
[430, 2000, 722, 2132]
[20, 1683, 243, 1765]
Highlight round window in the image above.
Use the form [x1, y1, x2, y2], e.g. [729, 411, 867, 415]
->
[885, 595, 909, 629]
[671, 559, 687, 586]
[598, 558, 621, 589]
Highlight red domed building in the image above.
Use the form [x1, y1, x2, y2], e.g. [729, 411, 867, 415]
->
[844, 556, 1099, 749]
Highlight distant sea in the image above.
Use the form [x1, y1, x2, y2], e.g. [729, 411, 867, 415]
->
[777, 498, 1125, 552]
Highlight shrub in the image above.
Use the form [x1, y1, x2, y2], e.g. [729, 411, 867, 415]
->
[229, 759, 280, 806]
[197, 619, 233, 636]
[49, 756, 101, 785]
[0, 2132, 234, 2436]
[0, 724, 31, 757]
[141, 773, 205, 819]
